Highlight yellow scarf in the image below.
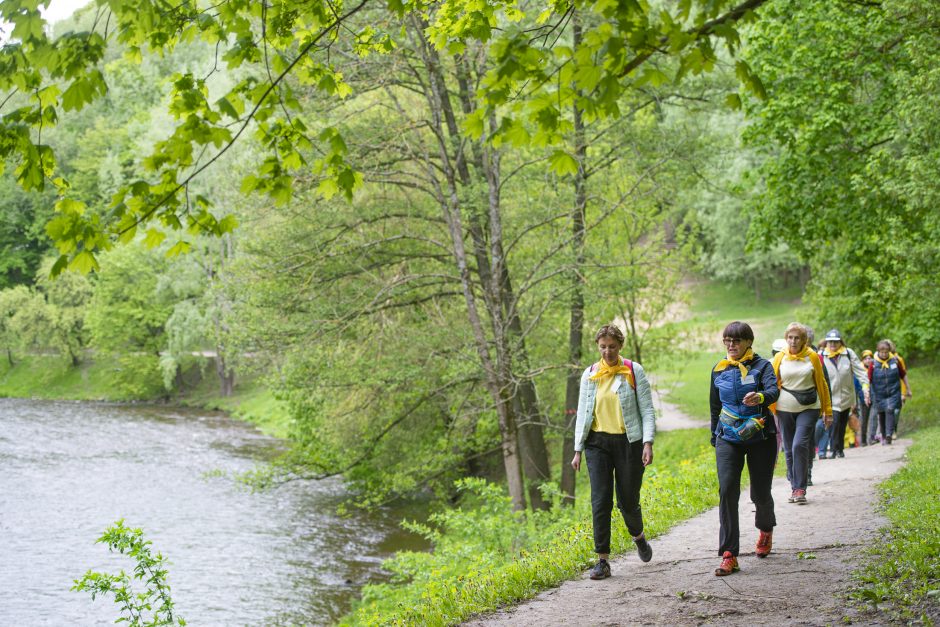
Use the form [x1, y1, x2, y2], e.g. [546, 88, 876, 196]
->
[590, 358, 634, 388]
[824, 345, 846, 358]
[770, 347, 833, 416]
[876, 355, 892, 369]
[713, 348, 755, 381]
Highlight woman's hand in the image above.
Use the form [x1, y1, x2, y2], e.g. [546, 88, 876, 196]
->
[642, 442, 654, 466]
[823, 414, 833, 428]
[743, 391, 761, 406]
[570, 451, 581, 472]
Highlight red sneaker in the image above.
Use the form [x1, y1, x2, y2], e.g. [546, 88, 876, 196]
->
[756, 530, 772, 557]
[715, 551, 739, 576]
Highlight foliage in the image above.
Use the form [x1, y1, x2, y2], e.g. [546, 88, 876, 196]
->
[851, 423, 940, 624]
[0, 0, 771, 272]
[72, 519, 186, 627]
[741, 0, 940, 354]
[342, 428, 716, 626]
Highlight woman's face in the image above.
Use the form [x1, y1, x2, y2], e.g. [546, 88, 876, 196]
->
[826, 340, 841, 353]
[597, 336, 622, 366]
[723, 337, 752, 360]
[786, 331, 805, 354]
[863, 355, 873, 367]
[877, 346, 891, 360]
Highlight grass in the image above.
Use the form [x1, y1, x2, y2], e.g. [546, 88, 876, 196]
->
[848, 362, 940, 623]
[851, 424, 940, 623]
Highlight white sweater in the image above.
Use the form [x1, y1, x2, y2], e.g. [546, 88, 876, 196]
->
[776, 357, 821, 413]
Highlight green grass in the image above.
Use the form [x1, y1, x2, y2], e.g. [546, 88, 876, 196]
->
[851, 424, 940, 623]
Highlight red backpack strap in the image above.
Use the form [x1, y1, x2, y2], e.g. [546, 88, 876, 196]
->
[622, 357, 636, 389]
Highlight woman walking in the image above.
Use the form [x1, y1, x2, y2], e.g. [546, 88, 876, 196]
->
[571, 324, 656, 579]
[819, 329, 869, 459]
[772, 323, 832, 504]
[710, 322, 779, 576]
[868, 340, 910, 445]
[859, 349, 875, 445]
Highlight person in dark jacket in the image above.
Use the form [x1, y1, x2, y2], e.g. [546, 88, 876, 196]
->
[867, 340, 910, 444]
[710, 321, 780, 576]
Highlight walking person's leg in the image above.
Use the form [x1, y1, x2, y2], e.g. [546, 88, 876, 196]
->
[716, 438, 746, 557]
[860, 402, 870, 445]
[613, 437, 650, 561]
[815, 417, 830, 459]
[776, 411, 797, 489]
[585, 433, 615, 557]
[747, 436, 777, 556]
[791, 410, 818, 498]
[832, 409, 849, 456]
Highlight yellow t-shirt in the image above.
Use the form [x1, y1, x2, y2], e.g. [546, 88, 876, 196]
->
[591, 375, 626, 434]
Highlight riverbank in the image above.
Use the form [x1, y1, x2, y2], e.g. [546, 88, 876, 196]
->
[0, 354, 292, 438]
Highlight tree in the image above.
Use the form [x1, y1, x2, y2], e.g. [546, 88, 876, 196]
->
[741, 0, 940, 353]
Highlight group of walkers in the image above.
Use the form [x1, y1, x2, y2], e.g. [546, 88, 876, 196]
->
[571, 321, 912, 581]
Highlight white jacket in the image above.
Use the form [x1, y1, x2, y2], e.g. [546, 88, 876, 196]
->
[821, 347, 868, 412]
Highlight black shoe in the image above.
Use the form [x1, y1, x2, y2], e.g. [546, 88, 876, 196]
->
[589, 559, 611, 580]
[818, 453, 827, 460]
[836, 450, 845, 458]
[634, 536, 653, 562]
[885, 435, 893, 444]
[807, 478, 814, 486]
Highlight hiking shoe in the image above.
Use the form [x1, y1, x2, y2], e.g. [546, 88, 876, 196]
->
[885, 435, 893, 445]
[715, 551, 739, 576]
[818, 453, 827, 460]
[634, 535, 653, 563]
[756, 531, 772, 558]
[589, 559, 611, 580]
[793, 489, 807, 504]
[788, 489, 799, 503]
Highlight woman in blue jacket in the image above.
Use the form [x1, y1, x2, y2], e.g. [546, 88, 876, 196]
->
[571, 324, 656, 580]
[710, 321, 780, 576]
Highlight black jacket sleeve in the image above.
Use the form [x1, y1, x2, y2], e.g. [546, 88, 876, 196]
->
[709, 367, 721, 444]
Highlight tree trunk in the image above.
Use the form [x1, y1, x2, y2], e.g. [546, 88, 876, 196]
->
[561, 17, 589, 505]
[413, 26, 527, 510]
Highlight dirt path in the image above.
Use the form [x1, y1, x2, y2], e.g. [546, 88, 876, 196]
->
[467, 439, 909, 626]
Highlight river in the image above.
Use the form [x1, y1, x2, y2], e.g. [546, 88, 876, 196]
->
[0, 399, 427, 625]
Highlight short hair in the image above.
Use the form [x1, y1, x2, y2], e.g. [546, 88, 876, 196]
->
[784, 322, 808, 349]
[877, 339, 892, 351]
[594, 324, 625, 346]
[884, 339, 897, 352]
[722, 321, 754, 342]
[804, 325, 815, 343]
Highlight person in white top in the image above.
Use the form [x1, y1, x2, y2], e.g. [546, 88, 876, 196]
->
[771, 322, 833, 505]
[819, 329, 869, 458]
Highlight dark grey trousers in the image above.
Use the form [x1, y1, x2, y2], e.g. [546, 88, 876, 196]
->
[830, 408, 852, 453]
[585, 431, 645, 554]
[716, 436, 777, 556]
[777, 409, 819, 490]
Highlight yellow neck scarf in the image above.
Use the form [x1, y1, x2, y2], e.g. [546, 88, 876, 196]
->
[876, 355, 892, 369]
[590, 358, 634, 388]
[784, 345, 812, 360]
[824, 345, 846, 358]
[713, 348, 755, 381]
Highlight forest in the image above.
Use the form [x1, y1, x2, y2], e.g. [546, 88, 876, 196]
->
[0, 0, 938, 624]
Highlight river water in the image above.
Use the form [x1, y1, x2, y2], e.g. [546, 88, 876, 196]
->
[0, 399, 427, 626]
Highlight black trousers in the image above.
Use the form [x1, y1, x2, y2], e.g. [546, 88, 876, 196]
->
[716, 436, 777, 557]
[585, 431, 645, 554]
[830, 409, 852, 453]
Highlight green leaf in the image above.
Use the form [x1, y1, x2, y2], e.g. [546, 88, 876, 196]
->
[548, 150, 579, 176]
[69, 251, 100, 274]
[166, 240, 192, 258]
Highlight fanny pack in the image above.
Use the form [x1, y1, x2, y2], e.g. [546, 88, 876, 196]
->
[782, 386, 818, 405]
[719, 407, 765, 443]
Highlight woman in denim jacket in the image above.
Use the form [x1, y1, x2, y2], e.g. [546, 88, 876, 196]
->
[709, 321, 780, 576]
[570, 324, 656, 580]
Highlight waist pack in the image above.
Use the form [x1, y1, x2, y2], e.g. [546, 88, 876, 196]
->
[782, 386, 818, 405]
[719, 407, 765, 443]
